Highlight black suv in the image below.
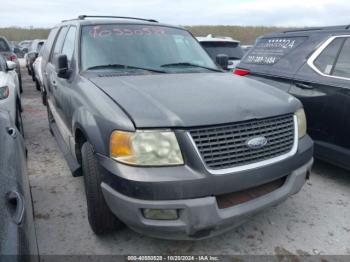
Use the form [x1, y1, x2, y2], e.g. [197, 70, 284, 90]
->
[41, 16, 313, 239]
[236, 25, 350, 170]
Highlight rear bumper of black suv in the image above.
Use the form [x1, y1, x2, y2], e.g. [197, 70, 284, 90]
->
[96, 135, 313, 239]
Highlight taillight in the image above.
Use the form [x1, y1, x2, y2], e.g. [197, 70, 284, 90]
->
[7, 54, 17, 62]
[234, 68, 250, 76]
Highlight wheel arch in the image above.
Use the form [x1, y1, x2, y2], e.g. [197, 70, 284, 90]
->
[72, 108, 109, 162]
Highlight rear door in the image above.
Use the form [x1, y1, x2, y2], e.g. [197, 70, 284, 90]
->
[42, 27, 58, 90]
[46, 26, 68, 118]
[0, 113, 38, 258]
[291, 36, 350, 149]
[54, 25, 77, 131]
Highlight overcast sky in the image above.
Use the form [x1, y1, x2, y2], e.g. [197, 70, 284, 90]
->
[1, 0, 350, 28]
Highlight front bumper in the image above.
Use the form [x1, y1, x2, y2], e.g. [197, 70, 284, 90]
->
[102, 158, 313, 240]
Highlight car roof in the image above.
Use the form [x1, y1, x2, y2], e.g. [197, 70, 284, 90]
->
[263, 25, 350, 38]
[0, 36, 9, 41]
[197, 34, 240, 43]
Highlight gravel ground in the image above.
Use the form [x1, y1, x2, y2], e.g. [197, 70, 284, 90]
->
[20, 70, 350, 256]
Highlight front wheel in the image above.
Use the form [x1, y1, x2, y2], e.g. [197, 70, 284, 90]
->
[47, 104, 54, 136]
[15, 105, 24, 137]
[81, 142, 124, 235]
[42, 90, 47, 106]
[18, 74, 23, 93]
[35, 78, 40, 91]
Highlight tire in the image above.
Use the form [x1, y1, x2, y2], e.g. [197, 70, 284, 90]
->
[47, 104, 54, 136]
[15, 105, 24, 137]
[18, 74, 23, 93]
[42, 90, 47, 106]
[35, 78, 40, 91]
[81, 142, 123, 235]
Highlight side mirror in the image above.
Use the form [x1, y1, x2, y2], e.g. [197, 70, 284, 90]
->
[55, 54, 70, 79]
[6, 61, 17, 71]
[216, 54, 229, 70]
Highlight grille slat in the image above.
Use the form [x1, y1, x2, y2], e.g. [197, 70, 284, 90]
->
[189, 114, 295, 170]
[200, 139, 293, 159]
[192, 122, 293, 139]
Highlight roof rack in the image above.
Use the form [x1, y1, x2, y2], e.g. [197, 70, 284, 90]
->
[282, 27, 323, 33]
[76, 15, 158, 23]
[283, 25, 350, 33]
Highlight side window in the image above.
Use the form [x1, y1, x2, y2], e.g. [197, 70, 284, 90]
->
[314, 38, 344, 75]
[42, 27, 58, 59]
[61, 26, 77, 62]
[50, 26, 68, 62]
[332, 38, 350, 78]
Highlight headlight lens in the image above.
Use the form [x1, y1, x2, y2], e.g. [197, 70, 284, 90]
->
[296, 109, 307, 138]
[0, 86, 9, 100]
[110, 130, 184, 166]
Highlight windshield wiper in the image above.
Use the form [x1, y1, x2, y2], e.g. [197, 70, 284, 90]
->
[160, 62, 222, 72]
[86, 64, 166, 73]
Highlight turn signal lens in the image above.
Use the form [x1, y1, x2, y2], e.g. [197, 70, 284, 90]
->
[296, 109, 307, 138]
[110, 131, 133, 158]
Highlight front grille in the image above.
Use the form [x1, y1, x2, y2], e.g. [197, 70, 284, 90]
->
[189, 114, 295, 170]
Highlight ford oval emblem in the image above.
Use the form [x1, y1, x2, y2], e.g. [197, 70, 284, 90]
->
[246, 136, 268, 149]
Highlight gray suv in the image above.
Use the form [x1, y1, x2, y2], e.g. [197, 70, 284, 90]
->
[41, 16, 313, 239]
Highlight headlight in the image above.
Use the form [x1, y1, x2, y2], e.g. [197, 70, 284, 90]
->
[0, 86, 9, 100]
[110, 130, 184, 166]
[296, 108, 307, 138]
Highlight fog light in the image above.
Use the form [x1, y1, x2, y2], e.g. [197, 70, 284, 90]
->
[142, 209, 179, 220]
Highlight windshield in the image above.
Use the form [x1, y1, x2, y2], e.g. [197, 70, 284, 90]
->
[0, 39, 10, 52]
[201, 41, 244, 60]
[81, 24, 218, 73]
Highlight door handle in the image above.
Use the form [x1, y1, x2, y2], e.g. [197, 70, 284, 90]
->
[295, 82, 314, 90]
[6, 191, 25, 225]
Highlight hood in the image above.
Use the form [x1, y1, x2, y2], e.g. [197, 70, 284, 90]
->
[88, 72, 300, 128]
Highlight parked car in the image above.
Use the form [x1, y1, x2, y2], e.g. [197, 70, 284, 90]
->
[197, 34, 244, 70]
[42, 16, 313, 239]
[18, 40, 32, 54]
[0, 55, 23, 135]
[26, 39, 45, 80]
[33, 45, 45, 94]
[0, 111, 39, 259]
[235, 25, 350, 170]
[9, 41, 22, 57]
[0, 36, 22, 93]
[241, 45, 252, 53]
